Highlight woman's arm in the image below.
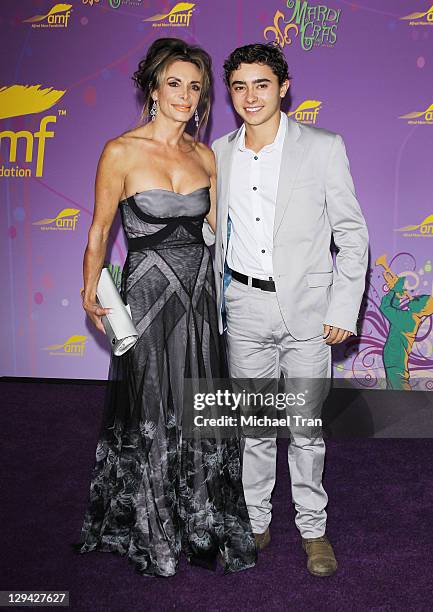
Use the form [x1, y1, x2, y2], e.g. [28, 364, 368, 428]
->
[197, 142, 217, 233]
[82, 140, 126, 333]
[206, 151, 217, 233]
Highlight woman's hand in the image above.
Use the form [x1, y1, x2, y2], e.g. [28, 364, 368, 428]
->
[81, 289, 112, 334]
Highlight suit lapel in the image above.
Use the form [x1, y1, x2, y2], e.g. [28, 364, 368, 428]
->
[273, 118, 306, 238]
[219, 130, 239, 247]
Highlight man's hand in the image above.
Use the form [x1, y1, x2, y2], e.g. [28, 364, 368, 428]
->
[323, 325, 353, 345]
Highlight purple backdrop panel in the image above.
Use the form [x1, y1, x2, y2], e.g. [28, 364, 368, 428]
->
[1, 0, 432, 387]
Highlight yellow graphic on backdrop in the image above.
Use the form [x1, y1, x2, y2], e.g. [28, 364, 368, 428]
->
[43, 335, 87, 357]
[400, 4, 433, 25]
[144, 2, 195, 27]
[288, 100, 322, 124]
[33, 208, 80, 231]
[0, 85, 65, 120]
[263, 1, 341, 52]
[0, 84, 66, 178]
[399, 103, 433, 124]
[264, 10, 299, 49]
[395, 214, 433, 237]
[23, 3, 72, 28]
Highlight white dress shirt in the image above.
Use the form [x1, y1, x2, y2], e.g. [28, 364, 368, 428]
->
[227, 111, 287, 280]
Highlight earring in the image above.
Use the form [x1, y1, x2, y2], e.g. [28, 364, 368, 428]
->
[150, 99, 157, 121]
[194, 108, 199, 128]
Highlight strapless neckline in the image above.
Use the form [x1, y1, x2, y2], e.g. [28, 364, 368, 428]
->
[119, 185, 210, 204]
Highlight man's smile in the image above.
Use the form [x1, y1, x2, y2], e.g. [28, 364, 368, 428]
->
[244, 106, 264, 113]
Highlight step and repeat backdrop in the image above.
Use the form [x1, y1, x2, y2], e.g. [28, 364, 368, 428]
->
[1, 0, 433, 387]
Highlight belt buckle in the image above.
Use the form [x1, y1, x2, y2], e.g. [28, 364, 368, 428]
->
[260, 277, 275, 292]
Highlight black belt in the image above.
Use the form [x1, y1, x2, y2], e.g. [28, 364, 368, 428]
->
[231, 270, 276, 292]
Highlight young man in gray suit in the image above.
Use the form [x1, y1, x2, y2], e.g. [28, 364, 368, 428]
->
[205, 44, 369, 576]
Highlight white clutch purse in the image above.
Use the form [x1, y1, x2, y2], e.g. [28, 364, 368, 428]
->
[96, 267, 138, 356]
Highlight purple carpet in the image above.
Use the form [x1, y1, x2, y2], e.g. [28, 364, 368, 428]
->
[1, 380, 432, 611]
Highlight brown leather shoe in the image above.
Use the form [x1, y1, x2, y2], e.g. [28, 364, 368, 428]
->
[302, 535, 338, 577]
[254, 527, 270, 550]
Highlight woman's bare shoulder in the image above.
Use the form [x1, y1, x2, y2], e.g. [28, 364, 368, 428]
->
[100, 127, 152, 163]
[111, 126, 153, 148]
[100, 136, 125, 158]
[194, 141, 216, 172]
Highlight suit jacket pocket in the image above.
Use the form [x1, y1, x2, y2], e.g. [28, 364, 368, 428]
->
[306, 271, 333, 287]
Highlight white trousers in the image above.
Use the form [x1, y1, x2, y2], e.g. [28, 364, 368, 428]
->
[225, 277, 331, 539]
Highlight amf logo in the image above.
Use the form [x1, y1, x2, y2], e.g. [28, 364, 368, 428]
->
[395, 215, 433, 238]
[400, 103, 433, 125]
[0, 84, 66, 178]
[43, 335, 87, 357]
[288, 100, 322, 124]
[144, 2, 195, 27]
[23, 3, 72, 28]
[400, 4, 433, 25]
[33, 208, 80, 231]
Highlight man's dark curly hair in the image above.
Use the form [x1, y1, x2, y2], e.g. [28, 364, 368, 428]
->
[223, 43, 290, 87]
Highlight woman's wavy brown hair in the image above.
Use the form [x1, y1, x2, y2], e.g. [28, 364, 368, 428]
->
[132, 38, 212, 140]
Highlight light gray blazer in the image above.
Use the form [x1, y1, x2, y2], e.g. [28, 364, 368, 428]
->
[203, 117, 369, 340]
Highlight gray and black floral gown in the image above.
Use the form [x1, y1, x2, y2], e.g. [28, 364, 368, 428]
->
[73, 187, 257, 577]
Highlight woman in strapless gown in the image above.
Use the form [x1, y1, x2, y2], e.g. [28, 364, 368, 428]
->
[73, 39, 257, 576]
